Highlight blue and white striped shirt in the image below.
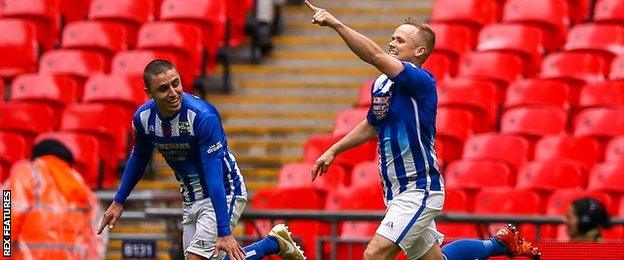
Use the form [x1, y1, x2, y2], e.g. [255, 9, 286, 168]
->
[366, 62, 444, 203]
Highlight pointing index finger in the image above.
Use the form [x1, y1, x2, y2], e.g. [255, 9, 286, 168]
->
[305, 0, 320, 12]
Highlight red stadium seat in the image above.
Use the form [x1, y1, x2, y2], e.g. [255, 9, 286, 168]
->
[356, 78, 375, 107]
[474, 187, 542, 239]
[587, 163, 624, 197]
[566, 0, 592, 24]
[462, 133, 529, 172]
[579, 81, 624, 109]
[9, 74, 79, 112]
[504, 79, 570, 111]
[278, 162, 348, 191]
[0, 132, 28, 182]
[325, 185, 384, 211]
[423, 52, 454, 79]
[436, 108, 473, 162]
[0, 19, 38, 79]
[457, 51, 524, 93]
[34, 132, 102, 189]
[445, 160, 513, 190]
[516, 161, 585, 195]
[594, 0, 624, 24]
[431, 0, 498, 32]
[437, 79, 498, 132]
[336, 221, 378, 260]
[564, 23, 624, 64]
[111, 50, 191, 86]
[83, 74, 147, 116]
[0, 0, 60, 50]
[605, 136, 624, 162]
[610, 54, 624, 81]
[160, 0, 226, 55]
[476, 23, 544, 76]
[61, 21, 128, 58]
[39, 49, 109, 84]
[534, 135, 600, 170]
[350, 161, 379, 188]
[500, 107, 567, 143]
[502, 0, 570, 52]
[430, 23, 476, 63]
[303, 133, 377, 171]
[224, 0, 253, 47]
[137, 21, 203, 78]
[574, 108, 624, 143]
[544, 189, 614, 239]
[437, 188, 480, 239]
[0, 102, 56, 143]
[540, 52, 607, 106]
[88, 0, 155, 47]
[333, 107, 368, 136]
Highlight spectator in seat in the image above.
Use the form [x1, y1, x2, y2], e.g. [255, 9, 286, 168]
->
[566, 197, 613, 241]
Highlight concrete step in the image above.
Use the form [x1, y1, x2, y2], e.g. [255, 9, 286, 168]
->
[222, 110, 336, 120]
[217, 102, 350, 112]
[235, 79, 365, 89]
[271, 49, 359, 60]
[110, 225, 166, 234]
[223, 64, 378, 75]
[286, 21, 398, 31]
[113, 180, 179, 190]
[229, 139, 305, 150]
[224, 124, 331, 135]
[272, 35, 387, 46]
[106, 252, 170, 260]
[282, 4, 431, 16]
[231, 72, 373, 82]
[232, 87, 358, 98]
[234, 153, 300, 166]
[209, 94, 355, 105]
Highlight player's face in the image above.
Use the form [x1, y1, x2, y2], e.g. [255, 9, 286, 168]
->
[146, 69, 183, 117]
[565, 205, 580, 239]
[389, 24, 427, 62]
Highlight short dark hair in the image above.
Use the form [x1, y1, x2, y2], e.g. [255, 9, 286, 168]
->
[572, 197, 612, 234]
[403, 18, 436, 61]
[32, 139, 74, 165]
[143, 59, 176, 89]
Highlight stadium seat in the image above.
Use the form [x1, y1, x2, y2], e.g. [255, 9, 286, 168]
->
[504, 79, 570, 111]
[564, 23, 624, 64]
[430, 23, 476, 63]
[333, 107, 369, 136]
[540, 52, 607, 106]
[579, 81, 624, 109]
[83, 74, 147, 116]
[0, 19, 38, 79]
[0, 132, 28, 182]
[436, 108, 473, 162]
[605, 136, 624, 162]
[587, 163, 624, 197]
[9, 74, 79, 112]
[430, 0, 498, 32]
[474, 187, 542, 238]
[224, 0, 253, 47]
[303, 133, 377, 171]
[160, 0, 226, 56]
[38, 49, 109, 85]
[457, 51, 524, 94]
[593, 0, 624, 24]
[444, 160, 513, 190]
[356, 78, 375, 107]
[500, 107, 567, 145]
[437, 79, 498, 132]
[501, 0, 570, 52]
[278, 162, 348, 191]
[60, 103, 132, 174]
[350, 161, 379, 188]
[111, 50, 191, 87]
[335, 221, 378, 260]
[34, 132, 102, 189]
[534, 135, 600, 170]
[437, 188, 480, 238]
[610, 54, 624, 80]
[423, 52, 454, 79]
[136, 21, 203, 78]
[462, 133, 530, 172]
[325, 185, 384, 211]
[88, 0, 155, 47]
[0, 102, 56, 144]
[566, 0, 592, 24]
[61, 21, 128, 58]
[0, 0, 60, 50]
[516, 161, 586, 196]
[476, 23, 544, 76]
[574, 108, 624, 144]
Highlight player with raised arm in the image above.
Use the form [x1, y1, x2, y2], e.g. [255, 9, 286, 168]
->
[305, 1, 541, 259]
[97, 60, 305, 260]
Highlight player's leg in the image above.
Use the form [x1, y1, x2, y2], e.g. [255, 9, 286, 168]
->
[363, 234, 403, 259]
[441, 224, 541, 260]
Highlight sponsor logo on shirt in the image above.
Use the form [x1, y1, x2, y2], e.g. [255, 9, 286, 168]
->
[207, 142, 223, 154]
[179, 121, 191, 135]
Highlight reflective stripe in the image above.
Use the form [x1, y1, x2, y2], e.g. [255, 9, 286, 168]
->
[17, 242, 87, 254]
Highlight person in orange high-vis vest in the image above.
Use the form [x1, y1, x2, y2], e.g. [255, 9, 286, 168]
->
[2, 139, 105, 259]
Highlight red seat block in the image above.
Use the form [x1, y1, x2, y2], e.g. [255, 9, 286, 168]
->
[502, 0, 570, 52]
[333, 107, 369, 136]
[431, 0, 498, 32]
[160, 0, 226, 54]
[516, 161, 585, 194]
[83, 74, 147, 115]
[278, 162, 348, 191]
[39, 49, 110, 84]
[0, 19, 38, 79]
[457, 51, 524, 91]
[430, 23, 476, 62]
[0, 132, 28, 182]
[61, 21, 128, 58]
[0, 102, 56, 143]
[0, 0, 60, 50]
[445, 160, 513, 190]
[500, 107, 567, 141]
[605, 136, 624, 162]
[462, 133, 529, 172]
[88, 0, 155, 47]
[574, 108, 624, 143]
[579, 81, 624, 109]
[350, 161, 379, 188]
[111, 50, 191, 86]
[303, 133, 377, 171]
[437, 79, 498, 132]
[594, 0, 624, 24]
[587, 163, 624, 197]
[9, 74, 79, 111]
[504, 79, 570, 111]
[423, 52, 454, 79]
[436, 108, 473, 162]
[564, 23, 624, 64]
[610, 54, 624, 81]
[477, 23, 544, 76]
[534, 135, 600, 170]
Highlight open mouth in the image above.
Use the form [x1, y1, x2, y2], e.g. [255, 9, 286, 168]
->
[168, 96, 180, 106]
[389, 50, 398, 55]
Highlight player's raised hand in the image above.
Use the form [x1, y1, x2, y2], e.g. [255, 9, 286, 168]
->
[305, 0, 341, 28]
[97, 201, 124, 235]
[311, 149, 335, 181]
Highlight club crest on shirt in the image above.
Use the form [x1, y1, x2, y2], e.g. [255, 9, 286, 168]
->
[372, 90, 392, 120]
[179, 121, 191, 135]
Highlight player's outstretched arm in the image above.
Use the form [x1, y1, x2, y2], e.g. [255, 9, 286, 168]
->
[305, 0, 404, 78]
[312, 119, 375, 180]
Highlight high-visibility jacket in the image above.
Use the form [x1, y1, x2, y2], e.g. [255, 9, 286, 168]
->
[2, 155, 105, 260]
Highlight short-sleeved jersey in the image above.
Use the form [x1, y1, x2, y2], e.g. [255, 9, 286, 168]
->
[366, 62, 444, 203]
[130, 93, 246, 202]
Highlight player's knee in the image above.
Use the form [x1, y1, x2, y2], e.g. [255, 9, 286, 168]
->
[186, 252, 207, 260]
[363, 242, 392, 260]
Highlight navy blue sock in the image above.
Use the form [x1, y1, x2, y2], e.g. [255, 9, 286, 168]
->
[441, 238, 508, 260]
[223, 236, 280, 260]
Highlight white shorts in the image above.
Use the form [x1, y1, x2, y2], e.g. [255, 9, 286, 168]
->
[182, 195, 247, 259]
[376, 189, 445, 259]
